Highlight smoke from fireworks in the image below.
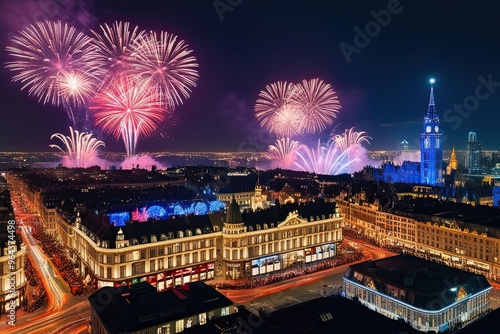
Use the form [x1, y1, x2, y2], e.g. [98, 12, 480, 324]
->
[50, 127, 105, 168]
[91, 76, 165, 158]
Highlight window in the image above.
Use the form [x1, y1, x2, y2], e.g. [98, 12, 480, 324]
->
[175, 320, 184, 333]
[150, 259, 156, 272]
[199, 312, 207, 325]
[150, 249, 156, 258]
[107, 267, 112, 278]
[120, 266, 126, 278]
[221, 307, 230, 316]
[158, 258, 164, 270]
[140, 250, 146, 259]
[120, 254, 126, 263]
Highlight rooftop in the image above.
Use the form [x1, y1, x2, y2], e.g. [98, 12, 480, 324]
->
[344, 255, 491, 311]
[88, 281, 233, 334]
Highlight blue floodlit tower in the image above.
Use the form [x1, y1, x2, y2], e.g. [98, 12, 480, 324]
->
[420, 78, 443, 185]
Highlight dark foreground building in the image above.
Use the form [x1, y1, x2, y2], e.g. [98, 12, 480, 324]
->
[88, 281, 234, 334]
[343, 255, 491, 333]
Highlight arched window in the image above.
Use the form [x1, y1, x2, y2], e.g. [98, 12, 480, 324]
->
[167, 232, 174, 240]
[141, 235, 148, 244]
[195, 228, 202, 235]
[160, 233, 167, 241]
[186, 229, 192, 237]
[177, 231, 184, 238]
[150, 234, 157, 243]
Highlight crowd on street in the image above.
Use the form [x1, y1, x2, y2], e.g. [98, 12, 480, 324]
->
[210, 251, 363, 290]
[24, 255, 47, 312]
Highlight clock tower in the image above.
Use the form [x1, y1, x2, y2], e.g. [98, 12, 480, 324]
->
[420, 79, 443, 185]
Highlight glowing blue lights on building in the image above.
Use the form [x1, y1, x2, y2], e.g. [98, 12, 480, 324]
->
[107, 200, 226, 225]
[108, 211, 131, 227]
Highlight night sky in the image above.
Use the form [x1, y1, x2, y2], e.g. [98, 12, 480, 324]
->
[0, 0, 499, 152]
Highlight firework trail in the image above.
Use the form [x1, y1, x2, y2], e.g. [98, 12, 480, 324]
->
[268, 137, 299, 169]
[50, 127, 105, 168]
[5, 20, 100, 129]
[293, 78, 341, 134]
[91, 76, 164, 157]
[129, 30, 199, 110]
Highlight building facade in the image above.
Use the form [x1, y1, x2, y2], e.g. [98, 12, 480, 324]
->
[337, 196, 500, 281]
[9, 167, 344, 291]
[420, 80, 443, 185]
[343, 256, 491, 332]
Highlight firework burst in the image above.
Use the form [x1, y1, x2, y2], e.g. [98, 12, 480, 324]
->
[129, 30, 199, 109]
[50, 127, 105, 168]
[293, 78, 341, 134]
[91, 21, 145, 85]
[255, 81, 301, 136]
[5, 20, 98, 106]
[91, 76, 165, 157]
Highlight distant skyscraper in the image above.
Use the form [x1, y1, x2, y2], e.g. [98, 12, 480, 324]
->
[465, 131, 483, 174]
[399, 139, 411, 151]
[420, 79, 443, 185]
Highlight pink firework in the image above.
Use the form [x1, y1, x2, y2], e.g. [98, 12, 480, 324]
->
[50, 127, 105, 168]
[129, 30, 199, 109]
[255, 81, 302, 137]
[293, 78, 341, 134]
[332, 127, 371, 151]
[91, 77, 165, 157]
[5, 20, 99, 106]
[268, 137, 299, 169]
[295, 140, 356, 175]
[91, 21, 145, 85]
[59, 69, 99, 106]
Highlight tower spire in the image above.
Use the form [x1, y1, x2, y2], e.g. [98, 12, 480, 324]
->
[427, 78, 436, 118]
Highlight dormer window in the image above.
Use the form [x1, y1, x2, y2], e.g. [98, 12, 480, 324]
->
[141, 235, 148, 244]
[177, 231, 184, 238]
[160, 233, 167, 241]
[195, 228, 202, 235]
[151, 234, 157, 243]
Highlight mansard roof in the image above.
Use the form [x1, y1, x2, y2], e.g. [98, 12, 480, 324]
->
[344, 255, 490, 311]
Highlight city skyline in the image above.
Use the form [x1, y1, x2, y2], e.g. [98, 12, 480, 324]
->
[0, 0, 499, 153]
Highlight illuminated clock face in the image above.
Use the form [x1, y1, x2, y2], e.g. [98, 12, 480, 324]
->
[426, 126, 431, 133]
[434, 125, 439, 133]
